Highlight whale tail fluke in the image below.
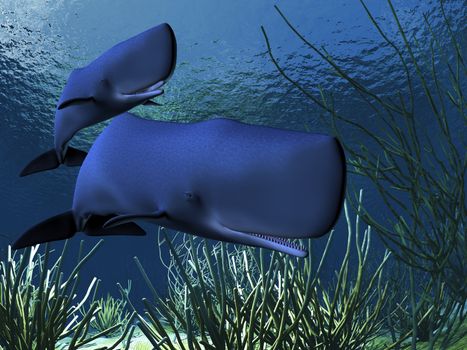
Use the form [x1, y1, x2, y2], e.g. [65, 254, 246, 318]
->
[20, 149, 60, 176]
[12, 211, 77, 249]
[20, 147, 88, 177]
[12, 212, 147, 250]
[63, 147, 88, 166]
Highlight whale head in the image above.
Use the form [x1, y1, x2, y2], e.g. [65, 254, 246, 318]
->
[152, 186, 307, 257]
[158, 134, 346, 258]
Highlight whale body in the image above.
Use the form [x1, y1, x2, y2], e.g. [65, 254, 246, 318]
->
[20, 23, 177, 177]
[13, 113, 346, 257]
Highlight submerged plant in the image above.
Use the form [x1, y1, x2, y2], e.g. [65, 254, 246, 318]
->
[0, 240, 101, 349]
[124, 191, 391, 350]
[0, 240, 135, 350]
[88, 292, 131, 337]
[261, 0, 465, 348]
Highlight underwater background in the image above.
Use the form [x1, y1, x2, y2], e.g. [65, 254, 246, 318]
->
[0, 0, 465, 349]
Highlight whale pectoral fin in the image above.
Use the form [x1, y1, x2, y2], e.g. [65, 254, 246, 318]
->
[63, 147, 88, 167]
[120, 89, 164, 105]
[84, 215, 146, 236]
[12, 211, 76, 250]
[119, 80, 165, 105]
[103, 210, 166, 229]
[143, 80, 165, 92]
[143, 100, 163, 107]
[20, 149, 60, 177]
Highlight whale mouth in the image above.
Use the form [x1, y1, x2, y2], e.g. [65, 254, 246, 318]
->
[247, 232, 308, 257]
[215, 221, 309, 258]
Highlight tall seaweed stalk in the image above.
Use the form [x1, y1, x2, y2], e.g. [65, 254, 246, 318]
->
[0, 240, 133, 350]
[126, 192, 391, 350]
[261, 1, 465, 349]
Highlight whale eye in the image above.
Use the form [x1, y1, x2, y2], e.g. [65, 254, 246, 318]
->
[184, 191, 199, 202]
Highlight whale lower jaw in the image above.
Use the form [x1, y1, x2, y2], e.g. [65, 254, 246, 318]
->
[247, 232, 308, 257]
[214, 221, 309, 258]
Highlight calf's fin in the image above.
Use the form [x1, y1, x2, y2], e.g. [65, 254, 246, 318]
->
[143, 100, 163, 106]
[20, 147, 87, 177]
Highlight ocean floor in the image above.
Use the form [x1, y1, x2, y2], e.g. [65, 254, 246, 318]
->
[57, 334, 150, 350]
[54, 322, 467, 350]
[56, 326, 188, 350]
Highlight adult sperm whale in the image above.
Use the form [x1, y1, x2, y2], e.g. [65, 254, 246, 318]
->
[13, 113, 346, 257]
[20, 23, 177, 177]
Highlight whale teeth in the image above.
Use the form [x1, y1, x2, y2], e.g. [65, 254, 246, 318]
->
[249, 232, 305, 252]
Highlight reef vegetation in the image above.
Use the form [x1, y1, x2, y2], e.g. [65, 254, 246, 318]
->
[0, 0, 465, 349]
[260, 0, 465, 349]
[1, 195, 464, 349]
[130, 194, 391, 349]
[81, 283, 131, 338]
[0, 240, 134, 350]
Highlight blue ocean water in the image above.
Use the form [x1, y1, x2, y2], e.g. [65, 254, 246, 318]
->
[0, 0, 465, 308]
